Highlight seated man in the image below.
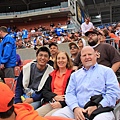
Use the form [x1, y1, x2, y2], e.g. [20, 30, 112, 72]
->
[52, 46, 120, 120]
[14, 46, 54, 109]
[73, 29, 120, 74]
[0, 82, 75, 120]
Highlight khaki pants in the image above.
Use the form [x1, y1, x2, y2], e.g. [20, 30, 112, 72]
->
[36, 103, 60, 117]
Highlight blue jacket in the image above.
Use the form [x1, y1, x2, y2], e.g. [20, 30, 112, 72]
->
[55, 28, 64, 36]
[0, 34, 16, 68]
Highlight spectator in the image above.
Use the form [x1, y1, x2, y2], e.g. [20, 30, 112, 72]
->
[102, 29, 110, 39]
[69, 42, 79, 62]
[77, 37, 87, 51]
[0, 26, 16, 78]
[26, 40, 33, 48]
[115, 23, 120, 36]
[81, 17, 94, 36]
[16, 29, 22, 40]
[51, 35, 60, 44]
[22, 28, 28, 44]
[52, 46, 120, 120]
[48, 32, 53, 40]
[66, 17, 71, 25]
[49, 43, 59, 62]
[7, 26, 11, 33]
[36, 36, 44, 47]
[36, 51, 73, 116]
[14, 47, 54, 109]
[61, 33, 71, 43]
[108, 25, 115, 34]
[50, 22, 55, 28]
[10, 29, 17, 41]
[74, 29, 120, 74]
[16, 38, 26, 49]
[31, 27, 36, 33]
[98, 30, 106, 43]
[70, 32, 79, 41]
[54, 25, 64, 36]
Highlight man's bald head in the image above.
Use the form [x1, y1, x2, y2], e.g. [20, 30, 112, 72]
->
[81, 46, 97, 69]
[81, 46, 95, 55]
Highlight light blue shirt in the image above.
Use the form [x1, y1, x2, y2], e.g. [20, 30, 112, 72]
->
[65, 63, 120, 111]
[22, 29, 28, 39]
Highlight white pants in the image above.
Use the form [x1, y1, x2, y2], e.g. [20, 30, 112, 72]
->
[52, 106, 115, 120]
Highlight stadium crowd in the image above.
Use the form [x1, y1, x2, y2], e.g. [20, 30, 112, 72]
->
[0, 17, 120, 120]
[6, 20, 120, 51]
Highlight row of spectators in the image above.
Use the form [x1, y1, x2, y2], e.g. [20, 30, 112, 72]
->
[7, 20, 120, 51]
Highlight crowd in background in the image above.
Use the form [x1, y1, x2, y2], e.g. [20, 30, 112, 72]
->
[6, 20, 120, 51]
[0, 17, 120, 120]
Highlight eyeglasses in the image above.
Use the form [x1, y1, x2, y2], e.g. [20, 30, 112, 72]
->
[38, 53, 49, 58]
[70, 46, 78, 49]
[88, 33, 97, 37]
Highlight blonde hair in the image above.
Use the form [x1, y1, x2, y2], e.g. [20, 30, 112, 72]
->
[54, 51, 73, 70]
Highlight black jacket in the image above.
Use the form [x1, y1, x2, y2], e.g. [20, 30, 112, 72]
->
[42, 70, 74, 107]
[84, 94, 114, 120]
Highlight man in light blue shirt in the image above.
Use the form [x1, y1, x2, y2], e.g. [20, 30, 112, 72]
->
[52, 46, 120, 120]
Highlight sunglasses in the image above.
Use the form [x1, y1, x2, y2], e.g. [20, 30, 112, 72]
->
[70, 46, 78, 49]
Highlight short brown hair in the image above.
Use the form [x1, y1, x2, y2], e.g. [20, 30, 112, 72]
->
[54, 51, 73, 70]
[0, 26, 8, 33]
[36, 46, 51, 58]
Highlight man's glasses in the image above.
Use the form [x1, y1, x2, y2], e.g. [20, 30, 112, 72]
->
[88, 33, 97, 37]
[70, 46, 78, 49]
[38, 54, 49, 58]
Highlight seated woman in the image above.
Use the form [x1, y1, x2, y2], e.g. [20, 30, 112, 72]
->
[36, 51, 73, 116]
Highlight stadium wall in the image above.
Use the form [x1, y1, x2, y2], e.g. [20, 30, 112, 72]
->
[0, 17, 68, 30]
[17, 42, 71, 60]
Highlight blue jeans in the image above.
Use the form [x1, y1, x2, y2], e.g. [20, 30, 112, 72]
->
[31, 101, 41, 110]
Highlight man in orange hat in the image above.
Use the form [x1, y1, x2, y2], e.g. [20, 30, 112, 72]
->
[0, 82, 74, 120]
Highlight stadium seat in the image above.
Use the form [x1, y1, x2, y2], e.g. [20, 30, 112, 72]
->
[22, 59, 33, 66]
[4, 78, 16, 94]
[14, 66, 21, 77]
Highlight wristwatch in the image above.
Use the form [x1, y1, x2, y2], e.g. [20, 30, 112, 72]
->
[98, 104, 102, 108]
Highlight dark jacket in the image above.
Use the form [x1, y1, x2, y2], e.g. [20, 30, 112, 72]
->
[14, 71, 42, 103]
[84, 94, 114, 120]
[42, 69, 73, 107]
